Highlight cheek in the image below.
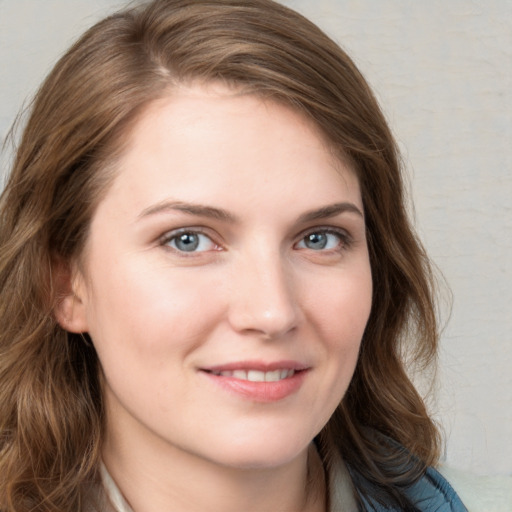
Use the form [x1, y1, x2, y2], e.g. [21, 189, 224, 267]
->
[84, 256, 224, 358]
[308, 263, 372, 386]
[83, 259, 225, 419]
[302, 268, 371, 434]
[311, 265, 372, 342]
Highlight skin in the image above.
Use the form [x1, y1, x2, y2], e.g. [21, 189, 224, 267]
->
[58, 84, 373, 512]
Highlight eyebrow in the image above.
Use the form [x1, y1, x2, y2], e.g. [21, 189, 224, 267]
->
[138, 200, 363, 223]
[138, 200, 238, 223]
[297, 202, 364, 223]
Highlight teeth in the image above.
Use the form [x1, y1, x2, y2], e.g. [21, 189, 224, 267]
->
[264, 370, 281, 382]
[247, 370, 265, 382]
[214, 369, 296, 381]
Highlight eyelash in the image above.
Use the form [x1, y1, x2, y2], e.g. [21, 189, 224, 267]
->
[159, 226, 353, 255]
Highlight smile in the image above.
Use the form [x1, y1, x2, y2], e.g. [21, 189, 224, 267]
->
[208, 369, 296, 382]
[201, 363, 309, 402]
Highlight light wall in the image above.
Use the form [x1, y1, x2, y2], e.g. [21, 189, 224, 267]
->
[1, 0, 510, 477]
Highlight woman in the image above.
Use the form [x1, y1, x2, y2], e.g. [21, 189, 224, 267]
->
[0, 0, 466, 511]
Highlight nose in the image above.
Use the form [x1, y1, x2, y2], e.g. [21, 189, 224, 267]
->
[227, 249, 300, 340]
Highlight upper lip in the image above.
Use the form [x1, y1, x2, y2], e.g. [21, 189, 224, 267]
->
[200, 360, 310, 372]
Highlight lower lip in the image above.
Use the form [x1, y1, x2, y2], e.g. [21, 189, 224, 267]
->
[202, 370, 308, 402]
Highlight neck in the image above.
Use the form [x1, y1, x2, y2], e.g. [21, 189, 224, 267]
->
[103, 441, 325, 512]
[102, 421, 326, 512]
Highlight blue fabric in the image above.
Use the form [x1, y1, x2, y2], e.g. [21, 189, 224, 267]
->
[357, 465, 468, 511]
[405, 466, 468, 511]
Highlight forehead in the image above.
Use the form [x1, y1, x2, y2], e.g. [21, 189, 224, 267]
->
[98, 84, 362, 219]
[126, 83, 333, 156]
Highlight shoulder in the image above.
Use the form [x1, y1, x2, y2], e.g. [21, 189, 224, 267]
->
[348, 465, 468, 512]
[331, 448, 468, 512]
[399, 466, 468, 512]
[356, 431, 468, 511]
[327, 446, 466, 511]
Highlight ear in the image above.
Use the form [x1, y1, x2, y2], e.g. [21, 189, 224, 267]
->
[52, 258, 89, 333]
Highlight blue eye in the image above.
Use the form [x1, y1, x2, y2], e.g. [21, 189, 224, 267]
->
[165, 231, 217, 253]
[296, 230, 346, 251]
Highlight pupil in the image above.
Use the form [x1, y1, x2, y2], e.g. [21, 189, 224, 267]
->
[176, 233, 199, 251]
[306, 233, 327, 250]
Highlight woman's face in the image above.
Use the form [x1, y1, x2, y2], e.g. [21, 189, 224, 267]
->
[69, 84, 372, 470]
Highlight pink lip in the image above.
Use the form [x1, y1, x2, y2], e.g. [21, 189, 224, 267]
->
[203, 360, 309, 372]
[200, 360, 310, 403]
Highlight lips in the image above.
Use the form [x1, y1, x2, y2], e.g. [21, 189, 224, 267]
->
[200, 361, 309, 402]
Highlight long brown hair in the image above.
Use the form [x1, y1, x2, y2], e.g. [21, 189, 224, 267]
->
[0, 0, 440, 510]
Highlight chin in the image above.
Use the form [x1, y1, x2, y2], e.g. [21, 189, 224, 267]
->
[201, 429, 312, 470]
